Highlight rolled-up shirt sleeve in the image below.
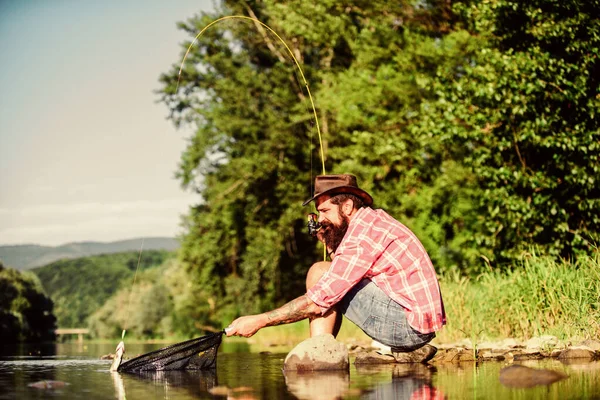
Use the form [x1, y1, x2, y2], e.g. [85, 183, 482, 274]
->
[306, 216, 380, 314]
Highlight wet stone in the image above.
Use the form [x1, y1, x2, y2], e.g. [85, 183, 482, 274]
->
[455, 349, 476, 362]
[550, 349, 563, 358]
[454, 338, 474, 349]
[477, 342, 504, 350]
[558, 348, 597, 361]
[513, 351, 544, 361]
[346, 343, 368, 354]
[354, 351, 396, 365]
[478, 350, 505, 361]
[417, 338, 600, 366]
[432, 348, 458, 363]
[393, 345, 437, 363]
[284, 334, 349, 371]
[579, 340, 600, 352]
[433, 348, 475, 363]
[525, 335, 558, 350]
[499, 338, 520, 349]
[499, 365, 568, 388]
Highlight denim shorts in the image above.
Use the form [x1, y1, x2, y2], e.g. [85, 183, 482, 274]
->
[338, 279, 435, 351]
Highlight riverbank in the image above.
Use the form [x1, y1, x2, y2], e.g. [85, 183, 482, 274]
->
[438, 252, 599, 343]
[66, 252, 598, 355]
[232, 253, 600, 352]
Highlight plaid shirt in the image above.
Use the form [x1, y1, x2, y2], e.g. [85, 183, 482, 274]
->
[306, 207, 446, 333]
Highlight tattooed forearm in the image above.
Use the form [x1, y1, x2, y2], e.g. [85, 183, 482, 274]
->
[264, 295, 321, 326]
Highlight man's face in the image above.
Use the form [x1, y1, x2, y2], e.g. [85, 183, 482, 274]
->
[315, 196, 350, 253]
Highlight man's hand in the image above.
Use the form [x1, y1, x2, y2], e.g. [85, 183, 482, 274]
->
[225, 314, 267, 338]
[225, 295, 321, 338]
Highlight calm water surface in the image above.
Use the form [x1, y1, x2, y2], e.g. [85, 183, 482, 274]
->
[1, 342, 599, 399]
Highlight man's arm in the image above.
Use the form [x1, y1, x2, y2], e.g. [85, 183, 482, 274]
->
[265, 294, 321, 326]
[225, 294, 321, 337]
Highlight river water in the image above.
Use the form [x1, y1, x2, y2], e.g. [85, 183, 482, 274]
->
[1, 341, 599, 399]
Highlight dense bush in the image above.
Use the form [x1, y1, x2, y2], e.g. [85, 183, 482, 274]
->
[88, 266, 175, 339]
[439, 250, 600, 342]
[0, 262, 56, 342]
[419, 0, 600, 265]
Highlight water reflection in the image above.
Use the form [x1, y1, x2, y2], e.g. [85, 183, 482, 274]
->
[498, 364, 568, 389]
[284, 370, 350, 400]
[112, 369, 219, 399]
[355, 363, 445, 400]
[0, 342, 58, 357]
[282, 364, 445, 400]
[2, 344, 599, 399]
[111, 371, 126, 400]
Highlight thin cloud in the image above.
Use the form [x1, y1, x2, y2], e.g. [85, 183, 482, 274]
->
[0, 197, 196, 245]
[1, 197, 196, 217]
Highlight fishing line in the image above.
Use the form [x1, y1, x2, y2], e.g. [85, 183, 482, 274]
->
[177, 15, 328, 258]
[176, 15, 326, 177]
[121, 238, 144, 341]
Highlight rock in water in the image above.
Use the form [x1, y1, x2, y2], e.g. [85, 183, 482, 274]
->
[284, 334, 349, 371]
[579, 339, 600, 351]
[28, 380, 69, 389]
[354, 351, 396, 364]
[558, 348, 597, 361]
[499, 365, 568, 388]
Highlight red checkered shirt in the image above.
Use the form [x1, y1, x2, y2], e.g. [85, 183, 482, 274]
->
[306, 207, 446, 334]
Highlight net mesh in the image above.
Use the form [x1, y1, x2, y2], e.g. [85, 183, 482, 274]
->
[117, 331, 223, 373]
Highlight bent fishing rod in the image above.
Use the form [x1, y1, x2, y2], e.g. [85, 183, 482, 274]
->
[115, 15, 329, 356]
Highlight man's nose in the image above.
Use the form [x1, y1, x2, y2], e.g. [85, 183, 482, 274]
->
[317, 214, 325, 223]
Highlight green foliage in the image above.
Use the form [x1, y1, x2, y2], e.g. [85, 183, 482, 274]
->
[0, 262, 56, 342]
[33, 250, 173, 328]
[88, 265, 175, 339]
[88, 257, 226, 339]
[158, 0, 600, 327]
[418, 0, 600, 265]
[159, 0, 467, 328]
[439, 250, 600, 342]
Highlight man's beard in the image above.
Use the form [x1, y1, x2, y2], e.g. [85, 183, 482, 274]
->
[320, 212, 350, 254]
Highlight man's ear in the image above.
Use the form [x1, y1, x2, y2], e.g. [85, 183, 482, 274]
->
[342, 198, 354, 216]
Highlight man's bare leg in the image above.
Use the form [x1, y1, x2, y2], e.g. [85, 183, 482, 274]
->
[306, 261, 342, 337]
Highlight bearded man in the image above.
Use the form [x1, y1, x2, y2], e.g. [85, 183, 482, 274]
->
[226, 174, 446, 363]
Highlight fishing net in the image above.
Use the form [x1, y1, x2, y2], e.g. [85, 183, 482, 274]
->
[118, 331, 223, 373]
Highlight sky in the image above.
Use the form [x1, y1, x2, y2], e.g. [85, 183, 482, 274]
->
[0, 0, 215, 246]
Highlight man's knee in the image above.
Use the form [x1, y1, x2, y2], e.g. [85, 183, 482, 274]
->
[306, 261, 331, 290]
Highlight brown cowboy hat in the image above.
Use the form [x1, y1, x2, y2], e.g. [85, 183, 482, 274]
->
[302, 174, 373, 206]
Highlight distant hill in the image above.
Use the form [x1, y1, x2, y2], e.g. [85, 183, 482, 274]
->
[0, 237, 179, 270]
[32, 250, 174, 328]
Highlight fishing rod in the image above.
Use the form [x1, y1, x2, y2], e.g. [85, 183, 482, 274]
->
[110, 238, 143, 371]
[110, 15, 330, 372]
[176, 15, 326, 178]
[177, 15, 327, 245]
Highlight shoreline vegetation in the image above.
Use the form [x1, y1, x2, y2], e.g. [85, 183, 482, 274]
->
[63, 251, 598, 354]
[242, 250, 581, 346]
[243, 251, 600, 350]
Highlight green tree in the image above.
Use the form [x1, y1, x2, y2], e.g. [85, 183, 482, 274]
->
[159, 0, 467, 327]
[415, 0, 600, 265]
[33, 250, 173, 327]
[0, 262, 56, 342]
[88, 266, 175, 339]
